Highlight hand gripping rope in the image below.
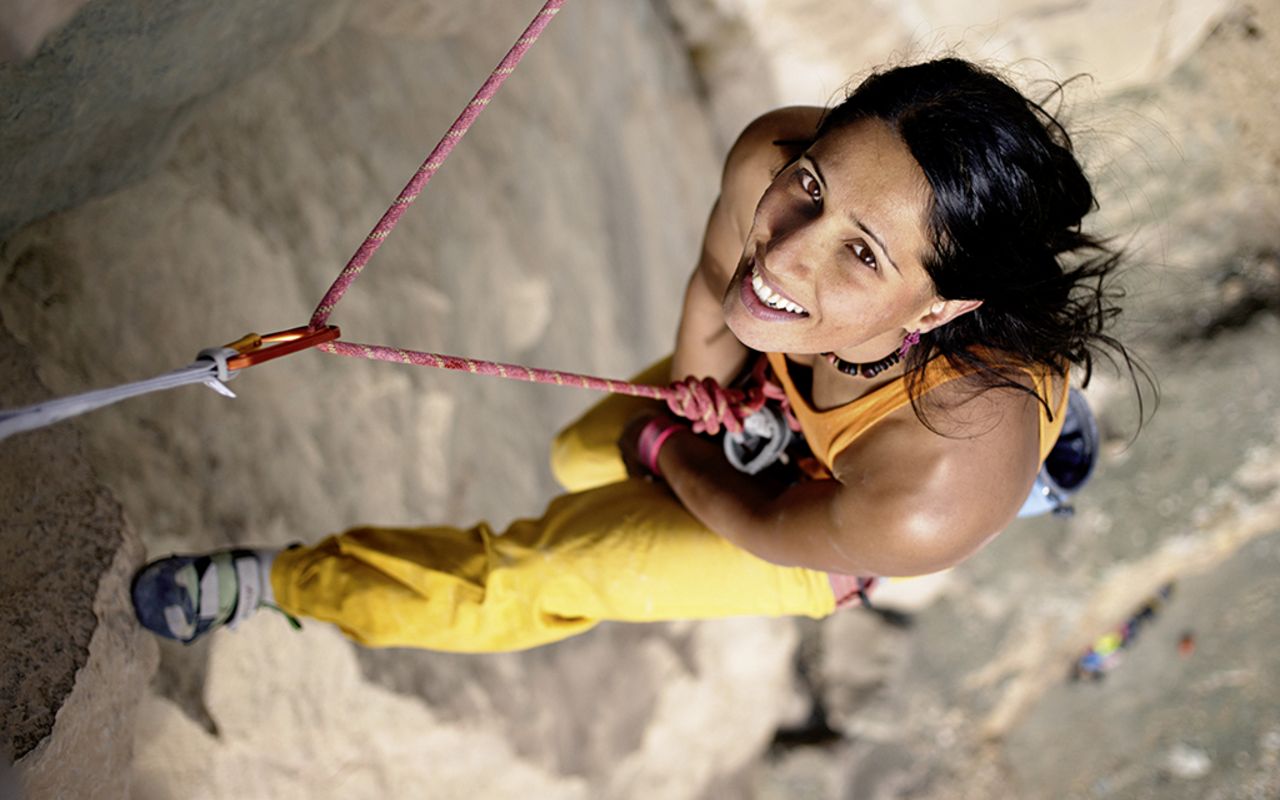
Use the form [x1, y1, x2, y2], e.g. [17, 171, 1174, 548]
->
[0, 0, 762, 444]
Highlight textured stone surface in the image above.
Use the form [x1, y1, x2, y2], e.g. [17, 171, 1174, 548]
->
[0, 0, 90, 62]
[2, 0, 1277, 798]
[0, 2, 799, 798]
[130, 622, 591, 800]
[351, 0, 512, 39]
[0, 322, 154, 798]
[0, 327, 115, 759]
[739, 6, 1280, 798]
[665, 0, 1233, 145]
[0, 0, 352, 239]
[16, 544, 156, 800]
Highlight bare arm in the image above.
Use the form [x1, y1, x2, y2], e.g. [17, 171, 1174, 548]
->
[670, 200, 751, 384]
[670, 106, 825, 383]
[655, 383, 1044, 576]
[658, 107, 1043, 576]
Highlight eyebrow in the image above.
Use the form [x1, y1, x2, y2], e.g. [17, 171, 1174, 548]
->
[807, 155, 901, 274]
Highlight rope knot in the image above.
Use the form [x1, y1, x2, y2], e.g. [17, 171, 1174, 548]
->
[664, 357, 799, 435]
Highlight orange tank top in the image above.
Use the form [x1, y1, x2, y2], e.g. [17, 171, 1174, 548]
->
[764, 351, 1069, 474]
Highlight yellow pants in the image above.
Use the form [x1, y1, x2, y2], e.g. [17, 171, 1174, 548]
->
[271, 359, 837, 652]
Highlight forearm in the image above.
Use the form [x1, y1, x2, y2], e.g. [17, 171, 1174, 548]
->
[657, 429, 766, 536]
[671, 273, 748, 382]
[655, 428, 846, 570]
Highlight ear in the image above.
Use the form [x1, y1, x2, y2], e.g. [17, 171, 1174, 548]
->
[915, 298, 982, 333]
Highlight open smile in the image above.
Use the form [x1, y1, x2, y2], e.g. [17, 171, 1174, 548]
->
[747, 263, 809, 316]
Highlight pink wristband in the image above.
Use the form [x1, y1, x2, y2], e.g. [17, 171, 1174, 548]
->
[637, 416, 687, 477]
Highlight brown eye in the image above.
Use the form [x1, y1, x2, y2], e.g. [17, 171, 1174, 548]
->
[849, 240, 878, 270]
[798, 169, 821, 203]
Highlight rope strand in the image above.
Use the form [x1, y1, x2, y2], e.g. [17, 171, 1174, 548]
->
[317, 341, 784, 435]
[0, 2, 778, 442]
[318, 340, 672, 401]
[309, 0, 565, 328]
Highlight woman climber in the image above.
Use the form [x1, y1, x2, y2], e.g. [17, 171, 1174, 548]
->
[132, 58, 1140, 651]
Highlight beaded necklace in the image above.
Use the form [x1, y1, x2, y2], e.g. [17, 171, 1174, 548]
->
[822, 331, 921, 379]
[821, 348, 904, 379]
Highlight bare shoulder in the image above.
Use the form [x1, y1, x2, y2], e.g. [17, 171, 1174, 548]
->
[827, 377, 1043, 576]
[719, 106, 825, 235]
[697, 107, 824, 295]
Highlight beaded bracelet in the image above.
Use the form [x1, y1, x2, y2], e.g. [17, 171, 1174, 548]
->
[636, 416, 688, 477]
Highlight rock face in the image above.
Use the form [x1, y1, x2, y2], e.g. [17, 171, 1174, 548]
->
[0, 325, 155, 798]
[737, 5, 1280, 798]
[0, 0, 90, 62]
[1, 1, 801, 798]
[665, 0, 1233, 145]
[3, 0, 1278, 798]
[0, 0, 352, 239]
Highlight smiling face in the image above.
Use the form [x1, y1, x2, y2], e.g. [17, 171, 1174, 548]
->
[722, 117, 943, 360]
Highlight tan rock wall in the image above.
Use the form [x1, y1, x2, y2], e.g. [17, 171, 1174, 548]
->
[1, 2, 804, 798]
[0, 0, 90, 62]
[0, 0, 352, 239]
[0, 324, 155, 798]
[666, 0, 1233, 143]
[5, 1, 1253, 797]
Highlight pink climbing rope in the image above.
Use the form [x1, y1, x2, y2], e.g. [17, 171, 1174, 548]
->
[0, 0, 768, 441]
[309, 0, 566, 329]
[319, 340, 671, 401]
[301, 0, 771, 436]
[319, 340, 785, 435]
[301, 0, 679, 403]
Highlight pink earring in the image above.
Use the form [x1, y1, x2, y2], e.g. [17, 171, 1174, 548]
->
[898, 330, 921, 358]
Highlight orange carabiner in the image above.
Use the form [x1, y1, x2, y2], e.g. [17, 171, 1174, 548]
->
[223, 325, 341, 371]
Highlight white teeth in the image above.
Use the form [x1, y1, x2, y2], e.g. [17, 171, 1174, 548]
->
[750, 267, 807, 315]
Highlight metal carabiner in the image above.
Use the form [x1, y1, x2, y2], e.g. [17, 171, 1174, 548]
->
[223, 325, 341, 371]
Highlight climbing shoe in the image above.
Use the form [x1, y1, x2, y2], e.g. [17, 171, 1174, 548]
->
[131, 548, 297, 644]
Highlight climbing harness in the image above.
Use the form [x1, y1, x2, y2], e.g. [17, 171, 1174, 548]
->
[723, 405, 793, 475]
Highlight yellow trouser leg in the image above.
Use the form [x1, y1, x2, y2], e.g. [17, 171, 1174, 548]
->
[271, 355, 835, 652]
[549, 356, 671, 493]
[271, 480, 835, 652]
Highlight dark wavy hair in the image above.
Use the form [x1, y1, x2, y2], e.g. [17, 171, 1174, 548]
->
[810, 58, 1150, 427]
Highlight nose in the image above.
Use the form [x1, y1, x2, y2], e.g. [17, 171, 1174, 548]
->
[761, 216, 822, 280]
